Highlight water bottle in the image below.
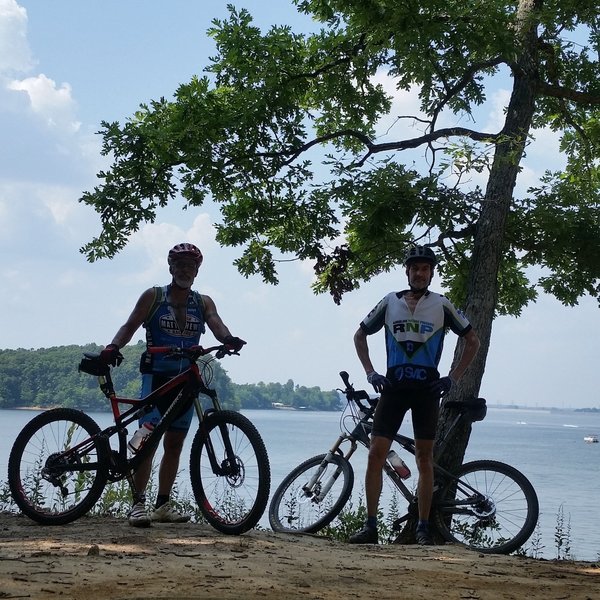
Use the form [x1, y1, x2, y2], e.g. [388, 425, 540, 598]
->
[128, 422, 154, 453]
[387, 450, 411, 480]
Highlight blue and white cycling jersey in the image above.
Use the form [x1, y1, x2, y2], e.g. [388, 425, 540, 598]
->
[360, 290, 472, 388]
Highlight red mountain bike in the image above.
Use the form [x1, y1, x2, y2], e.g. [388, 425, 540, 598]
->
[8, 345, 271, 535]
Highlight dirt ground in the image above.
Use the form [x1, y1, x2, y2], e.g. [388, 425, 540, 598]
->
[0, 513, 598, 600]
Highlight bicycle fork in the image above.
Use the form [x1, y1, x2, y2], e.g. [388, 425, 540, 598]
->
[303, 435, 358, 501]
[196, 406, 240, 479]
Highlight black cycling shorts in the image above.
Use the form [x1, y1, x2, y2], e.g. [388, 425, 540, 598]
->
[371, 387, 440, 441]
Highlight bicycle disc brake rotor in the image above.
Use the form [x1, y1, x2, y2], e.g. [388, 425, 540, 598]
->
[297, 483, 321, 504]
[222, 456, 245, 488]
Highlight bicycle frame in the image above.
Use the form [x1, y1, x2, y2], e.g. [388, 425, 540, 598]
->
[334, 374, 488, 518]
[321, 411, 415, 500]
[77, 346, 236, 485]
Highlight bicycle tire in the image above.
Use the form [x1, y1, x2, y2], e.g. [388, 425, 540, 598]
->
[433, 459, 539, 554]
[189, 410, 270, 535]
[269, 453, 354, 533]
[8, 408, 109, 525]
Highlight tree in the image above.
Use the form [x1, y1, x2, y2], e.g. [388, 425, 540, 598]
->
[80, 1, 600, 541]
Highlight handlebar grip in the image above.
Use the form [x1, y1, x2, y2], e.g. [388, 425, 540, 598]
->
[339, 371, 351, 387]
[148, 346, 174, 354]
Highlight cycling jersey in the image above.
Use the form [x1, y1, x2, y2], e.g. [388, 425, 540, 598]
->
[142, 285, 206, 376]
[360, 290, 472, 388]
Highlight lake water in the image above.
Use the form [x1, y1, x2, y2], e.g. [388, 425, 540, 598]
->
[1, 406, 599, 561]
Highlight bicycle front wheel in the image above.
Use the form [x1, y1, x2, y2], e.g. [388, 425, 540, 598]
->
[8, 408, 109, 525]
[189, 410, 270, 535]
[269, 453, 354, 533]
[433, 459, 539, 554]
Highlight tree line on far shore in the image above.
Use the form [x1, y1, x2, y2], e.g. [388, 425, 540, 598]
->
[0, 343, 341, 412]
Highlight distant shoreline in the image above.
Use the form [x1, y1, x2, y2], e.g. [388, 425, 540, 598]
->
[488, 405, 599, 413]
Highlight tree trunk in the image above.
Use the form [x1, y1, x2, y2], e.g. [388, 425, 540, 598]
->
[395, 0, 541, 543]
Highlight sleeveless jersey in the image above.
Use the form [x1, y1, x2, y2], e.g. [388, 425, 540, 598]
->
[142, 285, 206, 376]
[360, 290, 472, 388]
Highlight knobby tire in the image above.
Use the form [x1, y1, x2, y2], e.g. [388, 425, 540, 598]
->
[8, 408, 109, 525]
[189, 410, 270, 535]
[269, 453, 354, 533]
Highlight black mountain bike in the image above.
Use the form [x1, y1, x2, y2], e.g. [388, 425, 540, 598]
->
[269, 371, 539, 554]
[8, 345, 271, 535]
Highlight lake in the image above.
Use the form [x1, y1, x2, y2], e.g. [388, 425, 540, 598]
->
[1, 406, 599, 561]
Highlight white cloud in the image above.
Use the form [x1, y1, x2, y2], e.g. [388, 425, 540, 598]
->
[8, 74, 80, 132]
[116, 212, 220, 285]
[0, 0, 34, 73]
[0, 181, 97, 253]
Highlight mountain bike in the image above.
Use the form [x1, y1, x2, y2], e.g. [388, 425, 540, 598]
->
[8, 345, 271, 535]
[269, 371, 539, 554]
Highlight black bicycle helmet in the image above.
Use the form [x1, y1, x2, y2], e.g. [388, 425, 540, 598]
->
[404, 245, 437, 266]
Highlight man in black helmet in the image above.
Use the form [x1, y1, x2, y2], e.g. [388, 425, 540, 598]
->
[349, 245, 480, 545]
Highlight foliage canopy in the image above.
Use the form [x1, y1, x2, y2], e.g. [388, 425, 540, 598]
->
[75, 1, 600, 539]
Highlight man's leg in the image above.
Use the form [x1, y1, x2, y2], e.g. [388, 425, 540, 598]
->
[414, 438, 435, 544]
[128, 373, 159, 526]
[365, 435, 392, 517]
[157, 429, 187, 497]
[128, 452, 156, 527]
[348, 435, 391, 544]
[150, 429, 192, 523]
[132, 454, 154, 498]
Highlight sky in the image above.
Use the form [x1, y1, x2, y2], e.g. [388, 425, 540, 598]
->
[0, 0, 598, 409]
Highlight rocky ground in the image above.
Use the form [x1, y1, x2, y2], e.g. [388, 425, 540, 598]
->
[0, 513, 598, 599]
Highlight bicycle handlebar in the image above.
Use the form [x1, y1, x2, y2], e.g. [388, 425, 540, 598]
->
[148, 344, 240, 360]
[338, 370, 377, 413]
[338, 371, 487, 423]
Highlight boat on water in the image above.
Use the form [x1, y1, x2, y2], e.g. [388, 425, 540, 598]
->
[583, 434, 599, 443]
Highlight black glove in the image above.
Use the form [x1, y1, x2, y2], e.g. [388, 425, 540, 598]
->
[367, 371, 389, 394]
[99, 343, 123, 367]
[223, 335, 246, 352]
[427, 376, 454, 397]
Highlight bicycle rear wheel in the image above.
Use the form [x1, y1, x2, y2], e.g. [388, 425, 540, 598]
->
[269, 453, 354, 533]
[8, 408, 109, 525]
[189, 410, 270, 535]
[433, 459, 539, 554]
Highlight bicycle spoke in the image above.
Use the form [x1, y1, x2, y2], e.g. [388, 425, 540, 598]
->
[8, 409, 108, 525]
[269, 453, 353, 533]
[190, 411, 270, 534]
[435, 460, 538, 554]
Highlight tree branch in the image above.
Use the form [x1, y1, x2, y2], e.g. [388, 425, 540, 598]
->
[232, 126, 501, 169]
[537, 81, 600, 105]
[430, 57, 506, 129]
[283, 34, 368, 83]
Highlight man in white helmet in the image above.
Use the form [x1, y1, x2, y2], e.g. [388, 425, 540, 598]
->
[100, 243, 246, 527]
